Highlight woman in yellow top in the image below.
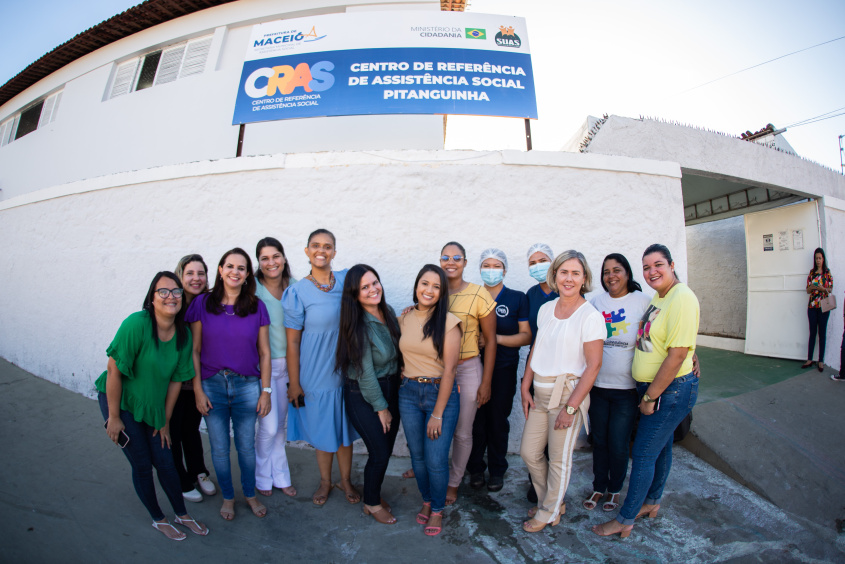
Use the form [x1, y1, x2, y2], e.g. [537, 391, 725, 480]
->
[593, 244, 700, 539]
[439, 241, 497, 504]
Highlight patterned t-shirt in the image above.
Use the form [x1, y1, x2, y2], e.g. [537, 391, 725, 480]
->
[806, 270, 833, 309]
[448, 283, 496, 360]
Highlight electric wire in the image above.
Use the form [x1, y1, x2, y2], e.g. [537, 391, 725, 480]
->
[785, 106, 845, 128]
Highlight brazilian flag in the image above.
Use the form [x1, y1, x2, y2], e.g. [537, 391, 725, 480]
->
[466, 28, 486, 40]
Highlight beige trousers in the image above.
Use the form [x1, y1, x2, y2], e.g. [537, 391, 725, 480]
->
[448, 356, 482, 488]
[520, 374, 586, 523]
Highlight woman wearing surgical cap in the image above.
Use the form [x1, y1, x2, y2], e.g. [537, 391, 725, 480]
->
[467, 249, 531, 492]
[524, 243, 558, 503]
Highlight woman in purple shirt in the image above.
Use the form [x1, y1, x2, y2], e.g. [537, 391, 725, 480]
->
[187, 248, 272, 521]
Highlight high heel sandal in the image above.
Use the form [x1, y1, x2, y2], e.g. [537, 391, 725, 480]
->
[363, 504, 397, 524]
[416, 502, 432, 524]
[592, 520, 633, 538]
[602, 493, 620, 512]
[583, 491, 605, 511]
[636, 504, 660, 519]
[523, 513, 561, 533]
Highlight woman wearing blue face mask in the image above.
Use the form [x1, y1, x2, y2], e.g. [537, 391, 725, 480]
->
[467, 248, 531, 492]
[524, 243, 558, 503]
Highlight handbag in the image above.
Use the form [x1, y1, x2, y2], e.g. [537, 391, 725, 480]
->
[821, 294, 837, 313]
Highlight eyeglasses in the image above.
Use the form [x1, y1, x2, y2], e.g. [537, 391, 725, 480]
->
[440, 255, 464, 262]
[156, 288, 184, 299]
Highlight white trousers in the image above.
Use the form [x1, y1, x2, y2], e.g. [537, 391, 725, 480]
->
[255, 358, 292, 490]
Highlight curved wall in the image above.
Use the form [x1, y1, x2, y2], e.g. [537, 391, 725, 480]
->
[0, 149, 684, 451]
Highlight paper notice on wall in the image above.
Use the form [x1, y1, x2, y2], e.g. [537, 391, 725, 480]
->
[778, 231, 789, 251]
[792, 229, 804, 250]
[763, 234, 774, 251]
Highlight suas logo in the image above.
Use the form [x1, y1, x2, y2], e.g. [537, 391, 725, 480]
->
[253, 26, 326, 47]
[495, 25, 521, 48]
[245, 61, 335, 97]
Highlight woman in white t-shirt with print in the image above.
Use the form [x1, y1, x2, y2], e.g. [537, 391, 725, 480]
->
[583, 253, 650, 513]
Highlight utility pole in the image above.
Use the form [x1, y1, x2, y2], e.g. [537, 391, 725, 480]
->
[840, 135, 844, 174]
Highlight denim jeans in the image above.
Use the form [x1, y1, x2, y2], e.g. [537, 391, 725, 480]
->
[398, 378, 460, 512]
[98, 392, 187, 521]
[344, 374, 400, 506]
[202, 370, 260, 499]
[467, 361, 518, 478]
[588, 386, 639, 494]
[170, 388, 210, 492]
[617, 373, 698, 525]
[807, 307, 830, 362]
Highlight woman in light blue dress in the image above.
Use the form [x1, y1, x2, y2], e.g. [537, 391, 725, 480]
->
[283, 229, 360, 506]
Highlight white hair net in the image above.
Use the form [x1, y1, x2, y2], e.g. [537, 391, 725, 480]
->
[479, 247, 508, 271]
[526, 243, 554, 262]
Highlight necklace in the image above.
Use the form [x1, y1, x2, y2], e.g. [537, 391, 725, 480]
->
[307, 272, 335, 293]
[414, 307, 430, 331]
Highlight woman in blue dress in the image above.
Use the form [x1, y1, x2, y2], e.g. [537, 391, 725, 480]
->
[283, 229, 360, 505]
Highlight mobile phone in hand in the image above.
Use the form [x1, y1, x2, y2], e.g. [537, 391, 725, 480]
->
[286, 382, 305, 407]
[104, 420, 130, 448]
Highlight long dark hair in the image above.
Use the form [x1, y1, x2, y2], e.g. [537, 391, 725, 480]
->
[255, 237, 292, 288]
[643, 243, 681, 283]
[412, 264, 453, 360]
[142, 271, 189, 350]
[811, 247, 829, 274]
[600, 253, 643, 294]
[206, 248, 259, 317]
[336, 265, 402, 378]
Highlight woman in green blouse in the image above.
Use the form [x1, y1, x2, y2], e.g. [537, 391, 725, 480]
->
[96, 272, 208, 541]
[336, 264, 402, 524]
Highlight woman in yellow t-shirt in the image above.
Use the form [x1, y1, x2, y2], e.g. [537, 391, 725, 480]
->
[439, 241, 497, 504]
[593, 244, 699, 539]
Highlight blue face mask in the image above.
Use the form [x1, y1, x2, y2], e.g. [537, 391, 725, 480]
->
[529, 262, 551, 283]
[480, 268, 505, 286]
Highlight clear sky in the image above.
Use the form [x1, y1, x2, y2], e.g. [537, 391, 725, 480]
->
[1, 0, 844, 170]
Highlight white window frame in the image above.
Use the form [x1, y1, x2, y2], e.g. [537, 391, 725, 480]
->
[0, 89, 63, 148]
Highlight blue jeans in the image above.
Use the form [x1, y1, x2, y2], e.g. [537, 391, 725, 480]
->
[98, 392, 187, 521]
[344, 375, 400, 506]
[617, 373, 698, 525]
[588, 386, 639, 494]
[202, 370, 260, 499]
[398, 378, 460, 512]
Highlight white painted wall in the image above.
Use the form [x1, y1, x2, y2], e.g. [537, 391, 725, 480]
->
[0, 149, 685, 452]
[686, 215, 747, 339]
[821, 201, 845, 371]
[0, 0, 444, 200]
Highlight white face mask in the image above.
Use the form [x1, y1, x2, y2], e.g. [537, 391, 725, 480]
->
[529, 262, 551, 282]
[480, 268, 504, 286]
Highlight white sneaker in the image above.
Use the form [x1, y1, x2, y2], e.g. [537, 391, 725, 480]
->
[197, 473, 217, 496]
[183, 488, 203, 503]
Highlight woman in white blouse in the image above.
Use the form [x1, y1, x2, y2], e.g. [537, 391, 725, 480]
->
[519, 250, 605, 533]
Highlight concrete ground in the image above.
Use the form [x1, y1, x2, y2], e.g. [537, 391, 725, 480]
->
[3, 356, 845, 563]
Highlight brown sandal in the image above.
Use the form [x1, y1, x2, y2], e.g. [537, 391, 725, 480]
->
[363, 504, 397, 524]
[335, 481, 361, 504]
[312, 480, 332, 506]
[246, 497, 267, 518]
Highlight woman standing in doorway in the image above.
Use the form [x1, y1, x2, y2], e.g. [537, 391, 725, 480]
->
[284, 229, 359, 506]
[254, 238, 297, 498]
[593, 244, 700, 539]
[439, 241, 497, 505]
[803, 247, 833, 372]
[171, 255, 216, 503]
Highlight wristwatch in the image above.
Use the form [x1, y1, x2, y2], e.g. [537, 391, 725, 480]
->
[642, 392, 657, 403]
[262, 387, 272, 394]
[564, 404, 577, 415]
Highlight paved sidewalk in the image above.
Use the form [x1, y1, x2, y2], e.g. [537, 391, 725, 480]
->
[2, 358, 843, 563]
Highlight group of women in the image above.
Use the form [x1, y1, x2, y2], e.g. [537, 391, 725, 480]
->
[98, 229, 701, 541]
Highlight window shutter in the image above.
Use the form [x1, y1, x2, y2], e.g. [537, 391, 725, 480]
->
[179, 36, 213, 78]
[154, 43, 186, 85]
[110, 59, 139, 98]
[38, 95, 56, 129]
[0, 121, 7, 147]
[50, 91, 63, 123]
[2, 115, 19, 146]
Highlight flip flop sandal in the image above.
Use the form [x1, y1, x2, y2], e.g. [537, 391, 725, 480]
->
[335, 482, 361, 504]
[152, 521, 187, 541]
[174, 515, 209, 536]
[247, 498, 267, 518]
[219, 500, 235, 521]
[312, 481, 332, 506]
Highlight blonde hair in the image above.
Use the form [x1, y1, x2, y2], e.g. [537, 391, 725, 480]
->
[547, 250, 593, 295]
